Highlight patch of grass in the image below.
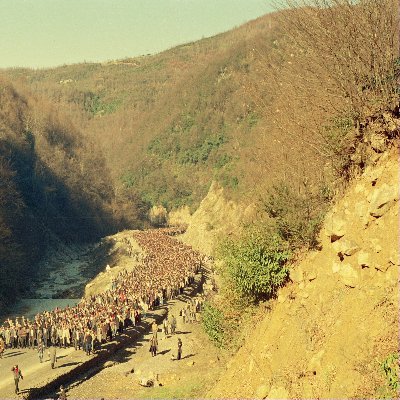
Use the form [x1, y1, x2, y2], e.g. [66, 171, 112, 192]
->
[202, 302, 225, 348]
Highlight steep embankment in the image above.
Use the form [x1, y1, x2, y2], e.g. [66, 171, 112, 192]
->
[169, 181, 256, 255]
[208, 145, 399, 399]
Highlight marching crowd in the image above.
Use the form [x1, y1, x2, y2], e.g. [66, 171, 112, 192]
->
[0, 230, 204, 364]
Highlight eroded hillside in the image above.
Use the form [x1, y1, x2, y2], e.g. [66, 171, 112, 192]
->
[207, 145, 399, 399]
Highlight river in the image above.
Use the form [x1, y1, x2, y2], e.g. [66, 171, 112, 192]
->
[1, 240, 107, 321]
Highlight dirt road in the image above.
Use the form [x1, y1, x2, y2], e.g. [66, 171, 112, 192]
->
[0, 346, 87, 398]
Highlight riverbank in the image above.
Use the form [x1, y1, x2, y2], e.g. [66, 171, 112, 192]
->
[1, 239, 112, 322]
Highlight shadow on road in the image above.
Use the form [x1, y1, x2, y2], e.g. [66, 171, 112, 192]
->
[3, 351, 25, 358]
[181, 353, 195, 360]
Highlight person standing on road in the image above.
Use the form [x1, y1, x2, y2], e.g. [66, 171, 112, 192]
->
[84, 330, 93, 355]
[170, 315, 177, 335]
[151, 321, 158, 338]
[37, 339, 44, 363]
[0, 336, 5, 358]
[177, 338, 182, 360]
[149, 335, 158, 357]
[50, 345, 57, 369]
[11, 365, 23, 394]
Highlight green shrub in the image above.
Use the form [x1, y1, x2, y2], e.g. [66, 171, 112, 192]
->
[202, 302, 225, 348]
[178, 133, 226, 165]
[83, 91, 121, 116]
[219, 229, 290, 302]
[218, 173, 239, 190]
[214, 154, 232, 169]
[382, 353, 399, 391]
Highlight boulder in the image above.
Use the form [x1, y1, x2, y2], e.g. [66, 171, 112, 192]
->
[338, 263, 359, 287]
[332, 261, 341, 274]
[290, 268, 304, 283]
[307, 350, 325, 374]
[375, 263, 390, 273]
[382, 112, 399, 133]
[389, 252, 400, 266]
[254, 384, 271, 399]
[332, 238, 360, 257]
[355, 183, 365, 194]
[325, 216, 347, 242]
[104, 360, 118, 368]
[268, 386, 289, 399]
[369, 183, 398, 217]
[369, 132, 387, 153]
[277, 294, 286, 303]
[369, 239, 382, 253]
[307, 270, 317, 281]
[357, 251, 370, 268]
[354, 201, 370, 227]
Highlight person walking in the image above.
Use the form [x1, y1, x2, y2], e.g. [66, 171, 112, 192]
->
[84, 330, 93, 355]
[37, 339, 44, 363]
[149, 335, 158, 357]
[0, 337, 5, 358]
[177, 338, 182, 360]
[57, 385, 67, 400]
[11, 365, 23, 394]
[170, 315, 177, 335]
[50, 345, 57, 369]
[163, 318, 169, 337]
[151, 321, 158, 338]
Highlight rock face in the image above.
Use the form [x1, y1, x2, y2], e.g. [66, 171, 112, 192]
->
[179, 181, 256, 254]
[208, 147, 399, 399]
[332, 238, 360, 257]
[337, 263, 359, 287]
[325, 215, 347, 242]
[368, 183, 398, 217]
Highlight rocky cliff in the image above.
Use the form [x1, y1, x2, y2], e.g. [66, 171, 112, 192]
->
[169, 181, 256, 255]
[207, 145, 399, 398]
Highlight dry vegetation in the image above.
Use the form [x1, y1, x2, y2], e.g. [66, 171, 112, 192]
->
[4, 12, 328, 217]
[0, 78, 115, 308]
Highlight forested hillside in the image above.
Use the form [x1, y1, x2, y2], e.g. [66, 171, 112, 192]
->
[5, 12, 327, 220]
[0, 78, 115, 307]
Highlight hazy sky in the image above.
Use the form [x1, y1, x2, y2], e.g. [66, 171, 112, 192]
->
[0, 0, 274, 69]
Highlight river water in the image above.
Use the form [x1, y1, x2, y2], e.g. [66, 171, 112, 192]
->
[2, 241, 104, 321]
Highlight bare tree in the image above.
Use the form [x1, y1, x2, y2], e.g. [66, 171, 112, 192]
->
[253, 0, 399, 180]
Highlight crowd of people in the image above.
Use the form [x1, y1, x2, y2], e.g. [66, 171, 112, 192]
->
[0, 230, 204, 363]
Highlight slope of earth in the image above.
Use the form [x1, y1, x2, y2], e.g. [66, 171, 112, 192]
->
[169, 181, 256, 255]
[207, 145, 399, 399]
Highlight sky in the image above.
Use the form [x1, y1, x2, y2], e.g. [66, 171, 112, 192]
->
[0, 0, 274, 69]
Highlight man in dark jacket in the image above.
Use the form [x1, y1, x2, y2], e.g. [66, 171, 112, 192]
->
[177, 338, 182, 360]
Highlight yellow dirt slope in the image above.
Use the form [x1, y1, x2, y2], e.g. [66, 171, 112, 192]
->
[171, 181, 256, 255]
[208, 146, 399, 399]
